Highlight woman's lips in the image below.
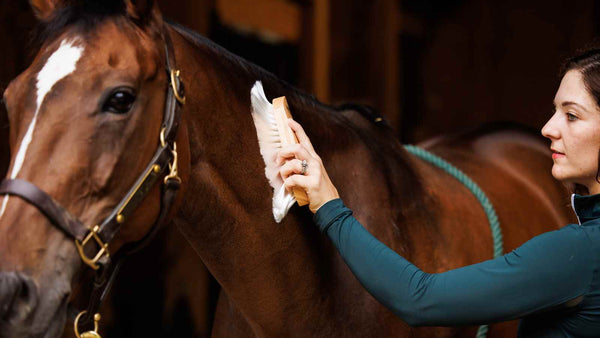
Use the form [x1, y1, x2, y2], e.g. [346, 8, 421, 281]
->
[552, 152, 565, 159]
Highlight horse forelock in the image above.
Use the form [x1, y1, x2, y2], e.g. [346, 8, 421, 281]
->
[33, 1, 165, 57]
[34, 1, 123, 46]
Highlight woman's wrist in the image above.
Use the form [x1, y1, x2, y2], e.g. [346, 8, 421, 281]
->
[312, 198, 338, 214]
[310, 188, 340, 213]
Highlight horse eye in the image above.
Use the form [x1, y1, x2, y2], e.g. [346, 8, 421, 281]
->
[102, 89, 136, 114]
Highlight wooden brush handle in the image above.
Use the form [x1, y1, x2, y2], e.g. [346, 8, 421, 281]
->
[272, 97, 309, 206]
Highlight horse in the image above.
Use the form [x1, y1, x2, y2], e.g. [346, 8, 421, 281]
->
[0, 1, 574, 337]
[0, 5, 218, 336]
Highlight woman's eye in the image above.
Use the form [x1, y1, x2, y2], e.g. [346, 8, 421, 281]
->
[567, 113, 578, 122]
[102, 89, 136, 114]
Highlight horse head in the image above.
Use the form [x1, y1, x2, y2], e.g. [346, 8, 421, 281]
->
[0, 0, 189, 336]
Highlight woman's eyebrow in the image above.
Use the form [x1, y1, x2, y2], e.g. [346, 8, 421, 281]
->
[561, 101, 590, 112]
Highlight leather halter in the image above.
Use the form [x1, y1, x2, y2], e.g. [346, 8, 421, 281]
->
[0, 28, 185, 334]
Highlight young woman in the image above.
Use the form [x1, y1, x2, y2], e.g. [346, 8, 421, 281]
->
[278, 50, 600, 337]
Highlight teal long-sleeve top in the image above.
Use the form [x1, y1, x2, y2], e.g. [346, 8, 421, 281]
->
[314, 196, 600, 337]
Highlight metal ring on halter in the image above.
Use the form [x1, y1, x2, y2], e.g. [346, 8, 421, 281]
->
[74, 311, 101, 338]
[170, 69, 186, 105]
[300, 160, 308, 175]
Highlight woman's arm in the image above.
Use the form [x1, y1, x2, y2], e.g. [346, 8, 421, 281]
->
[279, 119, 595, 326]
[315, 198, 593, 326]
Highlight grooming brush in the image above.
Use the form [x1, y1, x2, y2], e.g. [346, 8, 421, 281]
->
[271, 96, 309, 206]
[250, 81, 308, 223]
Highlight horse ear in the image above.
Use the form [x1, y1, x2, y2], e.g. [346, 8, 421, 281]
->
[124, 0, 157, 21]
[29, 0, 63, 21]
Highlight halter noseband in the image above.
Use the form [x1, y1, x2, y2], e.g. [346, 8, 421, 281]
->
[0, 28, 185, 337]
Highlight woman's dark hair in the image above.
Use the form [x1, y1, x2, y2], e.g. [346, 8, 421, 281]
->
[561, 48, 600, 195]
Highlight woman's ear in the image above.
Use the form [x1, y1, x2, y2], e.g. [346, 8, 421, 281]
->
[29, 0, 63, 21]
[124, 0, 157, 22]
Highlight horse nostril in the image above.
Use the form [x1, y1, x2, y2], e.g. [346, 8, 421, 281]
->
[0, 272, 20, 318]
[0, 272, 38, 321]
[17, 275, 37, 311]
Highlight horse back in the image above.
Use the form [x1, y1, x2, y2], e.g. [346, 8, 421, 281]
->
[419, 123, 575, 252]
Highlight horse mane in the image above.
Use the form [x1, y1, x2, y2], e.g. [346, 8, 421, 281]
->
[169, 22, 391, 148]
[33, 1, 167, 53]
[33, 1, 125, 46]
[169, 21, 392, 130]
[168, 21, 336, 115]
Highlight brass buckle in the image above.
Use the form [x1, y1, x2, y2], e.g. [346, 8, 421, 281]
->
[75, 225, 110, 270]
[170, 69, 186, 105]
[164, 142, 181, 184]
[160, 127, 167, 148]
[74, 311, 102, 338]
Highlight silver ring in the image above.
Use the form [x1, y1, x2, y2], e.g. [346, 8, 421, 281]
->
[300, 160, 308, 175]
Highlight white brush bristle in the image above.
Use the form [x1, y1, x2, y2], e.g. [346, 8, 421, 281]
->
[250, 81, 297, 223]
[273, 186, 297, 223]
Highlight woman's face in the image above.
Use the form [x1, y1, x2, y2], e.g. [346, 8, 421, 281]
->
[542, 70, 600, 191]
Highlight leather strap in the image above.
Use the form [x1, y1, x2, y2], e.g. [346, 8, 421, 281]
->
[162, 30, 183, 144]
[95, 146, 172, 245]
[0, 179, 87, 241]
[80, 176, 181, 324]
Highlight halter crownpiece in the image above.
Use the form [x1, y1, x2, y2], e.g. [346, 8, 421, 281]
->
[0, 26, 185, 337]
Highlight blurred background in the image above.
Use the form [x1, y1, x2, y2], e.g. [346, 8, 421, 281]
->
[2, 0, 600, 176]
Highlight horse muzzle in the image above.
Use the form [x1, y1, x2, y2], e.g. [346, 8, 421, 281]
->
[0, 271, 69, 338]
[0, 272, 38, 323]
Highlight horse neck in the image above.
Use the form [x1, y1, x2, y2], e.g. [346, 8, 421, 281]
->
[168, 25, 431, 331]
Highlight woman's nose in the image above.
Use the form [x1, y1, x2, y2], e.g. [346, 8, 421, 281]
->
[541, 115, 560, 140]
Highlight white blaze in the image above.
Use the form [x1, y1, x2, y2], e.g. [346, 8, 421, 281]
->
[0, 39, 84, 218]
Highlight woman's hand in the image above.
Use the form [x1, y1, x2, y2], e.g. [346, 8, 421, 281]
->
[277, 119, 340, 213]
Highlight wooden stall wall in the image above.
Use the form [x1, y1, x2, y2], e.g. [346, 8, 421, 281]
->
[409, 0, 599, 142]
[328, 0, 600, 142]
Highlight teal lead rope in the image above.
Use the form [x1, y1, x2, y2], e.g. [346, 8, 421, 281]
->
[403, 145, 503, 338]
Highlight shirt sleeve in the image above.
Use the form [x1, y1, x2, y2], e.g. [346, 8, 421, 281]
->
[314, 199, 595, 326]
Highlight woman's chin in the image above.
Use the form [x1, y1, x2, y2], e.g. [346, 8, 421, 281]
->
[551, 167, 565, 182]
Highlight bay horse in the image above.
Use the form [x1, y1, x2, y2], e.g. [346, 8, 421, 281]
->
[0, 0, 574, 337]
